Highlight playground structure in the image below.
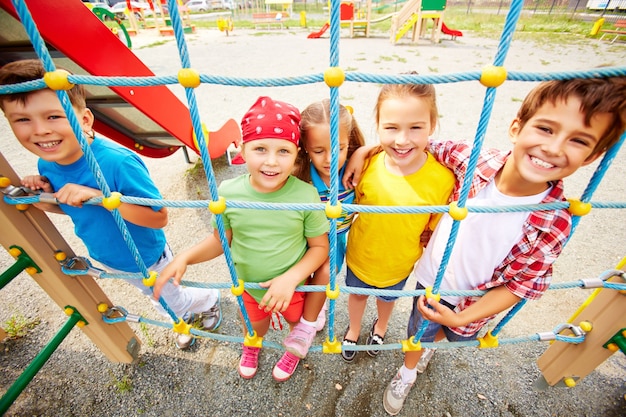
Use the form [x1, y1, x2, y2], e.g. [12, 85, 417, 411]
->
[0, 0, 626, 413]
[0, 0, 241, 162]
[390, 0, 446, 44]
[307, 0, 462, 42]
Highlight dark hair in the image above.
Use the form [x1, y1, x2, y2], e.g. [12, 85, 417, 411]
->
[517, 78, 626, 158]
[294, 99, 365, 183]
[0, 59, 87, 110]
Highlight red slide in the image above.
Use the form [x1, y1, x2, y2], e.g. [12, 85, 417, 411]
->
[441, 21, 463, 39]
[0, 0, 241, 159]
[308, 22, 330, 39]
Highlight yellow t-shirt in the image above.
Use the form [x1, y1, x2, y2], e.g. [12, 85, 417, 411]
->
[346, 151, 455, 288]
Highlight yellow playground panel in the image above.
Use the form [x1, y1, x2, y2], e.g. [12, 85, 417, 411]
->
[390, 0, 447, 44]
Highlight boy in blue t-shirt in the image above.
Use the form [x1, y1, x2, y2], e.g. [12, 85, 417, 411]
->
[0, 59, 221, 350]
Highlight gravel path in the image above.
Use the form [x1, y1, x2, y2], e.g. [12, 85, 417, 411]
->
[1, 26, 625, 416]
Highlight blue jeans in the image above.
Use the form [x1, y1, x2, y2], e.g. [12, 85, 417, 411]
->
[345, 266, 408, 302]
[407, 282, 476, 342]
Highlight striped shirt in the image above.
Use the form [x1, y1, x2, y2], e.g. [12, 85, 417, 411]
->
[428, 141, 572, 337]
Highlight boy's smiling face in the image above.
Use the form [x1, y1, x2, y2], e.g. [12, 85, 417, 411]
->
[500, 97, 612, 196]
[241, 138, 298, 193]
[2, 89, 93, 165]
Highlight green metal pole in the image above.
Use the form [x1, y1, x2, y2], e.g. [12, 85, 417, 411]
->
[0, 246, 40, 291]
[0, 311, 82, 415]
[0, 257, 33, 290]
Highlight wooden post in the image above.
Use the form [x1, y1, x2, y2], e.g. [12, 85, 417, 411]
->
[537, 271, 626, 387]
[0, 152, 140, 363]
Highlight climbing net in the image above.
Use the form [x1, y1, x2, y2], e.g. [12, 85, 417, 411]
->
[2, 0, 626, 357]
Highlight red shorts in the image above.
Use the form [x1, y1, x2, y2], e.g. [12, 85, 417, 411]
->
[242, 290, 306, 323]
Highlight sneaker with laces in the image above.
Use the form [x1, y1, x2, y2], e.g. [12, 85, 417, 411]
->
[238, 345, 260, 379]
[315, 301, 327, 332]
[272, 351, 300, 382]
[416, 348, 436, 373]
[365, 318, 384, 357]
[175, 293, 222, 350]
[200, 291, 222, 331]
[283, 322, 316, 358]
[383, 371, 414, 415]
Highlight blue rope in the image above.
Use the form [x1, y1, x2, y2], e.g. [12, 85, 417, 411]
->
[5, 0, 625, 355]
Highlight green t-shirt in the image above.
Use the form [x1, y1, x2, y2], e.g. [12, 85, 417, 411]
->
[212, 174, 329, 302]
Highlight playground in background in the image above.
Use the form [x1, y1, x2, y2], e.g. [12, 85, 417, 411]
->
[307, 0, 462, 43]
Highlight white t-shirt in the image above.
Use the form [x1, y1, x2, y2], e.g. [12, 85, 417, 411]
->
[413, 180, 551, 305]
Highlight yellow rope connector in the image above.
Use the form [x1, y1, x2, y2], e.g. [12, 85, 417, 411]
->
[0, 176, 11, 187]
[102, 191, 122, 210]
[563, 377, 577, 387]
[143, 271, 157, 287]
[209, 196, 226, 214]
[567, 198, 592, 216]
[477, 331, 499, 348]
[325, 283, 340, 300]
[43, 69, 74, 90]
[97, 303, 109, 313]
[401, 338, 422, 352]
[579, 320, 593, 332]
[323, 67, 345, 87]
[448, 201, 468, 221]
[178, 68, 201, 88]
[243, 331, 263, 349]
[479, 65, 507, 88]
[424, 286, 440, 303]
[325, 201, 342, 219]
[54, 250, 67, 262]
[231, 278, 245, 296]
[173, 318, 192, 335]
[16, 204, 29, 211]
[323, 336, 342, 354]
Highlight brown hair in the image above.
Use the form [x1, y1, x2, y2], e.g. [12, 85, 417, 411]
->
[294, 98, 365, 183]
[366, 81, 438, 161]
[516, 77, 626, 159]
[0, 59, 87, 110]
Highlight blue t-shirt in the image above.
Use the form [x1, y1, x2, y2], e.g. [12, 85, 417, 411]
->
[309, 164, 355, 272]
[38, 137, 166, 272]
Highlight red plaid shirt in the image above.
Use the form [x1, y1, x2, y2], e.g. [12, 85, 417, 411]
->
[428, 141, 572, 337]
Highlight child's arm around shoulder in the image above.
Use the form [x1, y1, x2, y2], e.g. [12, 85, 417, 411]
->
[258, 233, 329, 314]
[153, 228, 230, 300]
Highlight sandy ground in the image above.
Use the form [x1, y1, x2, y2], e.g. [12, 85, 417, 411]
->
[1, 24, 626, 416]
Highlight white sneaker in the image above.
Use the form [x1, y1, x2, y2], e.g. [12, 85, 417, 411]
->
[416, 348, 436, 373]
[383, 371, 414, 415]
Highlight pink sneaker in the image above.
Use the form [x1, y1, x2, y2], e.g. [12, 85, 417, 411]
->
[272, 351, 300, 382]
[315, 301, 327, 331]
[238, 345, 260, 379]
[283, 322, 316, 358]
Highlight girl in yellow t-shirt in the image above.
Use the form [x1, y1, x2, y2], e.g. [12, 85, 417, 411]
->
[341, 82, 454, 362]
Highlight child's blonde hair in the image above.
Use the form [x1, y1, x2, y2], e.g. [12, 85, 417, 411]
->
[0, 59, 87, 110]
[516, 77, 626, 159]
[294, 98, 365, 183]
